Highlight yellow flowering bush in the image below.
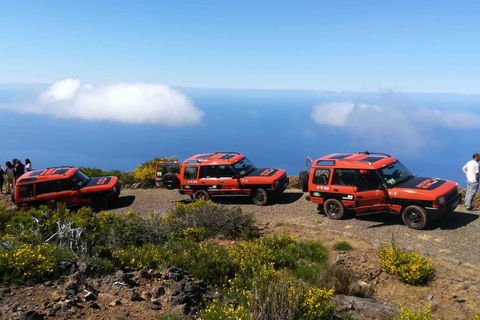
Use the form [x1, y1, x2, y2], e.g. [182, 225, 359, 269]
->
[378, 237, 433, 285]
[200, 299, 252, 320]
[113, 244, 166, 269]
[183, 227, 206, 242]
[0, 243, 58, 282]
[133, 157, 174, 187]
[399, 305, 431, 320]
[302, 287, 335, 319]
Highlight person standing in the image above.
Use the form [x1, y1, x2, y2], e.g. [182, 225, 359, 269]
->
[462, 153, 480, 210]
[5, 161, 14, 192]
[0, 165, 4, 194]
[14, 159, 25, 182]
[25, 159, 32, 171]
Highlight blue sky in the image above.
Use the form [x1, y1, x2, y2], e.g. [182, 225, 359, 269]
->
[1, 1, 480, 93]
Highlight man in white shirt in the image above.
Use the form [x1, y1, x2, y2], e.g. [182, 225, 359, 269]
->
[462, 153, 480, 210]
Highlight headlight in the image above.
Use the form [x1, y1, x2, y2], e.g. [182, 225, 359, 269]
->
[112, 185, 117, 192]
[438, 196, 446, 205]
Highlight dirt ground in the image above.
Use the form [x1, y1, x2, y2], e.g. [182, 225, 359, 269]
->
[2, 188, 480, 319]
[111, 188, 480, 318]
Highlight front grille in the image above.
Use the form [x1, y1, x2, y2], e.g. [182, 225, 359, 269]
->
[278, 173, 288, 186]
[445, 188, 459, 204]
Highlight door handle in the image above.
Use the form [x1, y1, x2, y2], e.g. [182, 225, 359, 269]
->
[334, 189, 338, 192]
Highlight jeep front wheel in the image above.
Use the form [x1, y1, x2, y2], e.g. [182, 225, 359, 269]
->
[252, 188, 268, 206]
[91, 196, 108, 212]
[324, 199, 344, 220]
[194, 190, 210, 201]
[402, 205, 428, 230]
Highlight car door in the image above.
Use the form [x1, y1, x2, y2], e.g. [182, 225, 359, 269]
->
[56, 178, 82, 205]
[330, 169, 356, 207]
[155, 161, 181, 188]
[217, 165, 239, 192]
[198, 165, 220, 193]
[353, 169, 388, 214]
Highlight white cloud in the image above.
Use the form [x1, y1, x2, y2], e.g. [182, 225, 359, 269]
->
[311, 95, 480, 151]
[16, 79, 203, 126]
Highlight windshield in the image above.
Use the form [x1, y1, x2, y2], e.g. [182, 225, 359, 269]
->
[233, 157, 257, 176]
[378, 161, 413, 186]
[71, 170, 91, 189]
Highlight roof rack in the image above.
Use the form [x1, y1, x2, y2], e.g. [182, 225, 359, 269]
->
[206, 152, 240, 160]
[358, 151, 391, 157]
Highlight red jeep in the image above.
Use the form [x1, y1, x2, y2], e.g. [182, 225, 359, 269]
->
[299, 152, 461, 229]
[13, 167, 121, 212]
[155, 152, 289, 205]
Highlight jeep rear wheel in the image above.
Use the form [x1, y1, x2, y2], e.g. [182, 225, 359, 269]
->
[194, 190, 210, 201]
[91, 196, 108, 212]
[162, 173, 178, 190]
[252, 188, 268, 206]
[402, 205, 428, 230]
[299, 171, 309, 192]
[324, 199, 345, 220]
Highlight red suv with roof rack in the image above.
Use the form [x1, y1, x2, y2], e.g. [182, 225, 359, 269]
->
[13, 167, 121, 212]
[299, 152, 461, 229]
[155, 152, 289, 205]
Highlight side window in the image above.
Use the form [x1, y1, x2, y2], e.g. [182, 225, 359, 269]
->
[332, 169, 356, 186]
[184, 167, 198, 180]
[357, 170, 383, 191]
[218, 165, 234, 178]
[19, 184, 34, 198]
[36, 181, 56, 195]
[55, 179, 73, 192]
[312, 169, 330, 185]
[199, 166, 217, 179]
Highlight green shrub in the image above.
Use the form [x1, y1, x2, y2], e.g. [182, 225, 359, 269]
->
[168, 200, 258, 240]
[315, 265, 374, 298]
[399, 305, 431, 320]
[332, 241, 353, 251]
[378, 236, 433, 285]
[113, 243, 166, 270]
[251, 269, 335, 320]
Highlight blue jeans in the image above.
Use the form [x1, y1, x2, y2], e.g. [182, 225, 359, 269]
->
[465, 180, 479, 209]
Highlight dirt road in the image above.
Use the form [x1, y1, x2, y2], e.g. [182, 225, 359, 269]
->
[114, 188, 480, 268]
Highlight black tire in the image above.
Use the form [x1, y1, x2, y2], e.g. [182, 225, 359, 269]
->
[402, 205, 429, 230]
[324, 199, 345, 220]
[317, 204, 324, 215]
[299, 171, 309, 192]
[91, 196, 108, 212]
[193, 190, 210, 201]
[162, 173, 178, 190]
[252, 188, 268, 206]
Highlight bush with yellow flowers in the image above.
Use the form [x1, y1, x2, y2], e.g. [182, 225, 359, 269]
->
[199, 299, 252, 320]
[0, 243, 66, 283]
[399, 305, 431, 320]
[378, 236, 433, 285]
[133, 157, 176, 188]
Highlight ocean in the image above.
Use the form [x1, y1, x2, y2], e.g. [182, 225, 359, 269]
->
[1, 84, 479, 187]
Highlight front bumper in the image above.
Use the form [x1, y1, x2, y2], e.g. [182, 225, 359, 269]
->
[268, 177, 289, 195]
[426, 194, 461, 220]
[108, 183, 122, 202]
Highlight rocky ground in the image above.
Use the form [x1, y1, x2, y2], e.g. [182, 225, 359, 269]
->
[2, 187, 480, 319]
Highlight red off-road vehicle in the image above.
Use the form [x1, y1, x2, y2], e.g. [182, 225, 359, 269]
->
[13, 167, 121, 212]
[299, 152, 461, 229]
[155, 152, 289, 205]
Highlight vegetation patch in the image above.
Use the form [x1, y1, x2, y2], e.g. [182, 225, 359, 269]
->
[399, 305, 431, 320]
[378, 236, 434, 285]
[332, 241, 353, 251]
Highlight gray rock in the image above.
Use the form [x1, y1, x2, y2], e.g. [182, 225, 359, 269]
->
[19, 310, 45, 320]
[151, 304, 162, 311]
[54, 259, 78, 276]
[333, 295, 399, 320]
[84, 292, 97, 302]
[427, 295, 434, 301]
[152, 285, 165, 298]
[88, 302, 100, 309]
[130, 290, 143, 302]
[0, 287, 11, 295]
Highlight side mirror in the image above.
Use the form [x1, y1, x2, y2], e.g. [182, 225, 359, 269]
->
[379, 184, 386, 191]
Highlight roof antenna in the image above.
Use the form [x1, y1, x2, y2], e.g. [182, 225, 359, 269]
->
[365, 151, 370, 155]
